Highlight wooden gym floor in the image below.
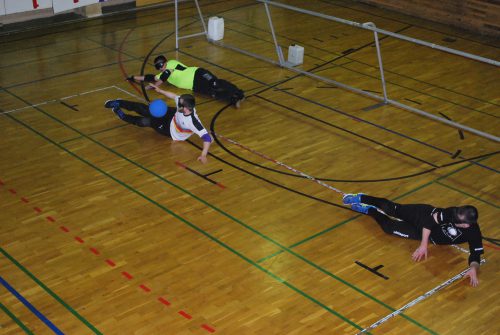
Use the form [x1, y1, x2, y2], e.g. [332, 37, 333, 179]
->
[0, 0, 498, 334]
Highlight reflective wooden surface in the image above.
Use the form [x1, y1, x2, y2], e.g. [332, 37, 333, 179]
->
[0, 1, 498, 334]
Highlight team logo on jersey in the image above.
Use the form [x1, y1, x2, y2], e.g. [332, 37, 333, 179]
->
[393, 231, 409, 238]
[440, 223, 462, 241]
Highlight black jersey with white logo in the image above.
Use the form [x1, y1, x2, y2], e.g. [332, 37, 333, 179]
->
[430, 222, 484, 264]
[396, 204, 484, 265]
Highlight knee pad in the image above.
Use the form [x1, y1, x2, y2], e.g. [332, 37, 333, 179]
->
[137, 118, 151, 127]
[202, 72, 215, 82]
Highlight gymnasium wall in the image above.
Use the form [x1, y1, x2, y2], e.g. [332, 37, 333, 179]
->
[0, 0, 135, 25]
[356, 0, 500, 37]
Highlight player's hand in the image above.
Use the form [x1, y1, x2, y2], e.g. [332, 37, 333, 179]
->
[197, 155, 208, 164]
[412, 245, 428, 262]
[465, 267, 479, 287]
[148, 84, 159, 91]
[125, 75, 135, 82]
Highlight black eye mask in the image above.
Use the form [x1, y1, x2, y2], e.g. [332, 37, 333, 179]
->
[437, 207, 459, 224]
[437, 207, 477, 225]
[154, 62, 165, 70]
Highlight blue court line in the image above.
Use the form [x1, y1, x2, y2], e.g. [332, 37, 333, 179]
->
[0, 276, 64, 335]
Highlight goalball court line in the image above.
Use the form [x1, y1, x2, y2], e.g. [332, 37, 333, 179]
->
[210, 129, 491, 335]
[1, 85, 439, 334]
[2, 3, 496, 334]
[0, 301, 34, 335]
[355, 259, 486, 334]
[0, 86, 116, 115]
[0, 249, 102, 334]
[2, 105, 367, 334]
[7, 83, 491, 331]
[108, 85, 493, 333]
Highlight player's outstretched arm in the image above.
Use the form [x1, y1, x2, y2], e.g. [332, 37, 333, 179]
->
[148, 84, 177, 100]
[197, 139, 211, 164]
[412, 228, 431, 262]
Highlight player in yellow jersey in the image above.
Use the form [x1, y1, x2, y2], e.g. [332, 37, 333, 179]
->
[128, 55, 245, 108]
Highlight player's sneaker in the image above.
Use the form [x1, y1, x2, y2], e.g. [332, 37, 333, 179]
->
[112, 107, 125, 120]
[342, 193, 364, 205]
[351, 203, 376, 214]
[234, 97, 245, 109]
[104, 100, 120, 109]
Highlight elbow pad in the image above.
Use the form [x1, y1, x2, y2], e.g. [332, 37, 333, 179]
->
[144, 74, 156, 82]
[201, 133, 212, 143]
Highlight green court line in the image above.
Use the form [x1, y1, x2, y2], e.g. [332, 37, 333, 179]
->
[254, 158, 494, 329]
[0, 11, 492, 335]
[256, 249, 285, 264]
[268, 155, 493, 255]
[225, 11, 499, 113]
[0, 248, 102, 335]
[8, 98, 442, 334]
[0, 302, 34, 335]
[5, 114, 366, 333]
[257, 215, 361, 263]
[3, 91, 440, 334]
[337, 63, 497, 118]
[436, 181, 500, 209]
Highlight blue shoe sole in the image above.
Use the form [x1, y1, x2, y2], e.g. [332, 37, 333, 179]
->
[342, 193, 363, 205]
[351, 203, 375, 214]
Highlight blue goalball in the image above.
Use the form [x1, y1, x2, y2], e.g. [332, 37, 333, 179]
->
[149, 99, 167, 118]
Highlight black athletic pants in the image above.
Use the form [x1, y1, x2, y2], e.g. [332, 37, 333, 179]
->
[361, 195, 422, 240]
[193, 68, 244, 105]
[116, 100, 175, 137]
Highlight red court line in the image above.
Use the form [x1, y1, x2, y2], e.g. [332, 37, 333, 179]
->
[178, 310, 192, 320]
[201, 324, 216, 333]
[484, 243, 500, 250]
[216, 182, 226, 189]
[158, 297, 171, 306]
[118, 28, 143, 96]
[139, 284, 151, 293]
[122, 271, 133, 280]
[89, 248, 100, 255]
[106, 259, 116, 267]
[175, 161, 187, 169]
[4, 177, 217, 333]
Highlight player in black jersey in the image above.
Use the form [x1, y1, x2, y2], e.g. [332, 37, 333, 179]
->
[343, 193, 483, 287]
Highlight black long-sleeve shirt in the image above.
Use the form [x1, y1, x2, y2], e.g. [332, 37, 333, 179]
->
[430, 219, 484, 265]
[395, 204, 484, 265]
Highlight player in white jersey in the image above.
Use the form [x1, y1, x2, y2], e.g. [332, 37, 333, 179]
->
[104, 86, 212, 163]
